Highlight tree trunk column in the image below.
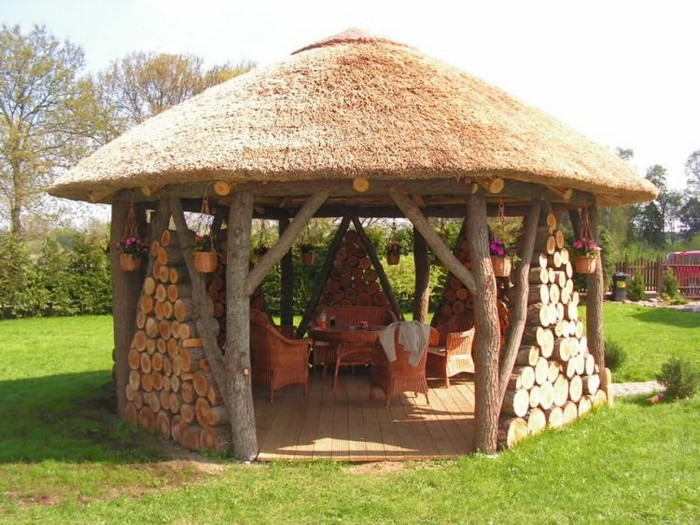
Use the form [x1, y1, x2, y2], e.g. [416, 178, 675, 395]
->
[110, 200, 144, 416]
[412, 226, 430, 323]
[279, 218, 294, 328]
[585, 205, 608, 399]
[466, 193, 501, 454]
[226, 190, 258, 460]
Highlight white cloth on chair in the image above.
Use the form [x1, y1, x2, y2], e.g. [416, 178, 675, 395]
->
[379, 321, 431, 366]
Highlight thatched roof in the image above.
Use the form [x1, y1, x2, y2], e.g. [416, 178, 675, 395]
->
[49, 29, 657, 205]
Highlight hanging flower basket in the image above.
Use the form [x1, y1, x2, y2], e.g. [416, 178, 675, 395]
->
[193, 234, 217, 273]
[575, 255, 597, 274]
[386, 242, 400, 266]
[491, 255, 513, 277]
[119, 252, 142, 272]
[572, 237, 600, 275]
[116, 236, 147, 272]
[489, 238, 517, 277]
[300, 244, 315, 266]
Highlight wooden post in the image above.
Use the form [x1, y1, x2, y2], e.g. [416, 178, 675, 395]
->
[466, 192, 500, 454]
[110, 199, 144, 416]
[655, 255, 664, 294]
[245, 191, 329, 296]
[585, 205, 608, 398]
[390, 188, 476, 294]
[279, 218, 294, 329]
[497, 197, 542, 408]
[413, 226, 430, 323]
[351, 217, 404, 320]
[226, 190, 258, 460]
[297, 216, 352, 337]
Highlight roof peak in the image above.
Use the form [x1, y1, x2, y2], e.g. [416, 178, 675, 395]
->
[292, 27, 406, 55]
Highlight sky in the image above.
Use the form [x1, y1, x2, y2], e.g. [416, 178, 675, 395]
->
[3, 0, 698, 190]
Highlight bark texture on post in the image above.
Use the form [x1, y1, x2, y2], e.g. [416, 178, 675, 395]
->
[297, 216, 352, 337]
[585, 205, 607, 396]
[226, 190, 258, 460]
[111, 199, 145, 416]
[279, 218, 294, 329]
[497, 198, 542, 408]
[466, 192, 501, 454]
[413, 226, 430, 323]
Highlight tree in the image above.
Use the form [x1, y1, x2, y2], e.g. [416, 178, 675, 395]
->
[97, 51, 255, 130]
[0, 25, 103, 236]
[686, 149, 700, 194]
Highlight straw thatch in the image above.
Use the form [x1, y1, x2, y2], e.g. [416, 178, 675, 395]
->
[49, 29, 657, 205]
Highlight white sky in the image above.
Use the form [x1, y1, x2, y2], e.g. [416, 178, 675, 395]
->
[3, 0, 698, 190]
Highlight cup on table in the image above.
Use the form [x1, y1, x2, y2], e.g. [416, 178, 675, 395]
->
[360, 321, 368, 329]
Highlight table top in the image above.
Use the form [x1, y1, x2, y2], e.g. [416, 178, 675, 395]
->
[310, 325, 386, 344]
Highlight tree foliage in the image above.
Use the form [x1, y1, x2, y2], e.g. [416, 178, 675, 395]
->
[97, 51, 255, 131]
[0, 24, 107, 235]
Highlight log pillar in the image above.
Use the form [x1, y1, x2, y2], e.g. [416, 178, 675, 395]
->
[585, 205, 608, 399]
[226, 190, 258, 460]
[110, 199, 144, 416]
[466, 192, 501, 454]
[279, 218, 294, 328]
[412, 226, 430, 323]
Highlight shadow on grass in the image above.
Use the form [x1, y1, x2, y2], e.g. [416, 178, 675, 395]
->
[0, 371, 169, 464]
[628, 306, 700, 328]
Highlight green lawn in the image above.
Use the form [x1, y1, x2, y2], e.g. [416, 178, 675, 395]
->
[0, 306, 698, 524]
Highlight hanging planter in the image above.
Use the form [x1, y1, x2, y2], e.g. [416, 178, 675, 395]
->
[575, 255, 597, 274]
[386, 241, 400, 265]
[194, 235, 218, 273]
[116, 202, 147, 272]
[300, 244, 315, 266]
[491, 254, 513, 277]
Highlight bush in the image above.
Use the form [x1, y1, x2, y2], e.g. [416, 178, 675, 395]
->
[656, 357, 700, 400]
[627, 271, 646, 301]
[605, 339, 627, 372]
[660, 267, 687, 305]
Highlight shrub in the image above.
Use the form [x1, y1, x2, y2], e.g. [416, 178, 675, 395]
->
[627, 271, 646, 301]
[605, 339, 627, 372]
[660, 267, 687, 305]
[656, 357, 700, 400]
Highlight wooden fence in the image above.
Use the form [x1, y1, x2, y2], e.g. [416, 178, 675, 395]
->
[615, 256, 700, 299]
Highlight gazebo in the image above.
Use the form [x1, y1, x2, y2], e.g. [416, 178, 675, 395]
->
[49, 29, 657, 460]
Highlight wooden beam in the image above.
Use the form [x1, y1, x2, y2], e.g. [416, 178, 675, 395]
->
[279, 218, 294, 329]
[390, 187, 476, 294]
[213, 180, 235, 197]
[497, 197, 542, 409]
[545, 185, 573, 201]
[141, 185, 164, 197]
[169, 197, 230, 421]
[466, 192, 501, 455]
[296, 216, 352, 337]
[351, 217, 404, 321]
[412, 226, 431, 323]
[245, 191, 329, 296]
[89, 189, 113, 203]
[585, 205, 609, 403]
[225, 190, 259, 460]
[110, 200, 146, 416]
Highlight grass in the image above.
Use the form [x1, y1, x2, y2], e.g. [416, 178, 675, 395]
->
[600, 303, 700, 382]
[1, 306, 698, 523]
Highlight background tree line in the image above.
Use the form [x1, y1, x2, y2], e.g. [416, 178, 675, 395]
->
[0, 24, 698, 318]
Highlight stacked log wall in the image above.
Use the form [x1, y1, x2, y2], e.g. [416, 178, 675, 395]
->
[123, 229, 231, 453]
[498, 214, 608, 449]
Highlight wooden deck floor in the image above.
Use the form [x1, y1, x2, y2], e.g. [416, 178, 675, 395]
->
[254, 368, 476, 461]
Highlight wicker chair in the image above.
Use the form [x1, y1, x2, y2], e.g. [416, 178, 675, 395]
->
[369, 326, 438, 408]
[426, 327, 475, 387]
[250, 310, 310, 401]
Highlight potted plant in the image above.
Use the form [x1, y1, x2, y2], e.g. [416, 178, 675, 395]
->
[193, 234, 218, 273]
[572, 237, 600, 274]
[386, 241, 400, 265]
[489, 238, 515, 277]
[300, 243, 315, 266]
[117, 236, 148, 271]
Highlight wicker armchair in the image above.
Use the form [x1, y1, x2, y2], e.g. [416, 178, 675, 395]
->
[250, 310, 310, 401]
[426, 327, 475, 387]
[369, 326, 438, 408]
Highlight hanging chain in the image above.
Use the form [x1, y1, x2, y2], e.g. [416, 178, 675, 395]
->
[199, 186, 215, 250]
[123, 197, 139, 239]
[581, 207, 592, 240]
[497, 193, 506, 238]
